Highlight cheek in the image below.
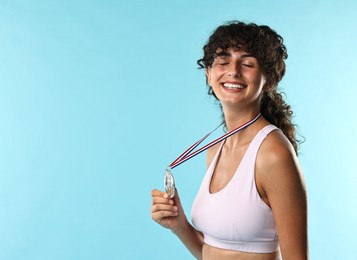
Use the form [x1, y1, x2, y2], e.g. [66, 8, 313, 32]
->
[209, 68, 225, 83]
[251, 72, 266, 88]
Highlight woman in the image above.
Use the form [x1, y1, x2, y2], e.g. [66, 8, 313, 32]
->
[151, 21, 308, 260]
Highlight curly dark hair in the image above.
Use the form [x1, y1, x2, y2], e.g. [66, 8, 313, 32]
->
[197, 21, 301, 154]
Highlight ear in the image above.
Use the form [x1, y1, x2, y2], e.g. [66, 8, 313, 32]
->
[206, 67, 211, 85]
[261, 75, 271, 92]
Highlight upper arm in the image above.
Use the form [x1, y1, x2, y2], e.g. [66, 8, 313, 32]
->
[257, 132, 308, 259]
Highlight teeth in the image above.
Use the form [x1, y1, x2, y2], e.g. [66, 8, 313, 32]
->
[223, 83, 245, 89]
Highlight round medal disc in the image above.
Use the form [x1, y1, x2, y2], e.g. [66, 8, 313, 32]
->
[164, 169, 175, 198]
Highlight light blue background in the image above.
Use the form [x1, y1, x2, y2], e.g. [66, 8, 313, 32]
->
[0, 0, 356, 259]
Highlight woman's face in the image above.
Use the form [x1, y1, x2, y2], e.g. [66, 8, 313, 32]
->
[206, 47, 266, 110]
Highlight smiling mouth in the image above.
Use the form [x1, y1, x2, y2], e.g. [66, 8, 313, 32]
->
[222, 82, 246, 90]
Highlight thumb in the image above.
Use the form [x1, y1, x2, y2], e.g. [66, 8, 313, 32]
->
[172, 188, 182, 207]
[172, 188, 187, 219]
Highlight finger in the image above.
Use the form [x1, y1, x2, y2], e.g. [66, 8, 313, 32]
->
[152, 210, 178, 221]
[152, 196, 174, 206]
[151, 189, 169, 199]
[151, 204, 178, 214]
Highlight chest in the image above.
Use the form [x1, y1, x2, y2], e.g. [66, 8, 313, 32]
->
[209, 144, 249, 194]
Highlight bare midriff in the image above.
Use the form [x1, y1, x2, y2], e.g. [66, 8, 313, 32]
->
[202, 244, 281, 260]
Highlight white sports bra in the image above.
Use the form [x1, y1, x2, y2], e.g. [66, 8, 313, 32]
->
[191, 125, 279, 253]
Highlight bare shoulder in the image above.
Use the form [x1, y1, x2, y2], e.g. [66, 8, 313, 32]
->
[256, 129, 305, 196]
[257, 129, 299, 172]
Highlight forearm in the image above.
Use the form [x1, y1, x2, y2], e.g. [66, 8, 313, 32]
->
[172, 220, 204, 260]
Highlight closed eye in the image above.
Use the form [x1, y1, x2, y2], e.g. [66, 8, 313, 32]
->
[214, 55, 230, 66]
[242, 63, 254, 68]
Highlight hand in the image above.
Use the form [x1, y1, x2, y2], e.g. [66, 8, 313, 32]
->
[151, 188, 187, 233]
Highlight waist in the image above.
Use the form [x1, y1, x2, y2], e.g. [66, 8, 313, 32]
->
[202, 243, 281, 260]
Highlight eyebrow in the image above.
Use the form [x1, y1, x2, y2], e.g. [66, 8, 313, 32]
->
[214, 51, 255, 59]
[214, 51, 230, 57]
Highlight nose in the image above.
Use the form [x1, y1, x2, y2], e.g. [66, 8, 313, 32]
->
[227, 62, 241, 78]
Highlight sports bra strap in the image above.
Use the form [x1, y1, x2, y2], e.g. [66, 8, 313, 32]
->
[260, 124, 279, 137]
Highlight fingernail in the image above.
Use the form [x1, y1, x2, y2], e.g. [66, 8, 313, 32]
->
[173, 206, 178, 211]
[169, 200, 174, 205]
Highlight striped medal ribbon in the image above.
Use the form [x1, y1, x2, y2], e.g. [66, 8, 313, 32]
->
[164, 113, 261, 198]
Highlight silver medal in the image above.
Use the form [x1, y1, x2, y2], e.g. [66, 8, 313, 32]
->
[164, 168, 175, 198]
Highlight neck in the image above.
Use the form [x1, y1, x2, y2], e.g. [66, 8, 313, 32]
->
[221, 105, 262, 146]
[222, 105, 260, 131]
